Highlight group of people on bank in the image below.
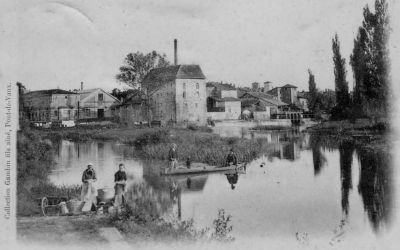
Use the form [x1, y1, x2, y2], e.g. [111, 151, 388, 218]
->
[80, 162, 127, 210]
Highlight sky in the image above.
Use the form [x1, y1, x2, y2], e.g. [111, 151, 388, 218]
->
[0, 0, 399, 92]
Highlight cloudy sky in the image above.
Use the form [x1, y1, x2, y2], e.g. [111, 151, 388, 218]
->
[0, 0, 399, 92]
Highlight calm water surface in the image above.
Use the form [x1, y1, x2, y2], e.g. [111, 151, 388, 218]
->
[49, 126, 394, 240]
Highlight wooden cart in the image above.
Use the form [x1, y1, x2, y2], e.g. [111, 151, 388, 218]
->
[37, 196, 68, 216]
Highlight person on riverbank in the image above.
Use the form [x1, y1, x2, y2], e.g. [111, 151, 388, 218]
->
[225, 149, 238, 166]
[81, 163, 98, 210]
[114, 163, 127, 207]
[169, 143, 178, 169]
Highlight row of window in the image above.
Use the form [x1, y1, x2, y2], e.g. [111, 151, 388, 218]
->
[182, 91, 200, 98]
[183, 82, 200, 90]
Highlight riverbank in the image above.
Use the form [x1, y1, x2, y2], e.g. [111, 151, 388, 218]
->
[305, 119, 389, 150]
[33, 126, 267, 166]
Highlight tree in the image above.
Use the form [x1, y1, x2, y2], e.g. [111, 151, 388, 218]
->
[307, 69, 318, 113]
[116, 51, 170, 126]
[332, 33, 350, 112]
[350, 0, 390, 117]
[116, 51, 170, 88]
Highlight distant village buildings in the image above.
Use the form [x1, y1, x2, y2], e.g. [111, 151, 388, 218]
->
[22, 40, 314, 127]
[24, 89, 79, 122]
[206, 82, 241, 120]
[23, 85, 120, 124]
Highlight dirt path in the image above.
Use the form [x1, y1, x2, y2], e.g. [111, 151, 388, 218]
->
[17, 215, 125, 247]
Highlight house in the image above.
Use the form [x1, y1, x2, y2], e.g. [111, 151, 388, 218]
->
[142, 64, 207, 125]
[77, 88, 120, 119]
[111, 89, 148, 126]
[297, 91, 309, 112]
[267, 84, 298, 105]
[24, 89, 79, 122]
[205, 82, 241, 120]
[239, 91, 288, 120]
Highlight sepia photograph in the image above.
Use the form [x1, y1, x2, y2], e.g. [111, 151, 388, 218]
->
[0, 0, 399, 249]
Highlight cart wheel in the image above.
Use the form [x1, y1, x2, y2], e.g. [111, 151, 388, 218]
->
[41, 197, 48, 216]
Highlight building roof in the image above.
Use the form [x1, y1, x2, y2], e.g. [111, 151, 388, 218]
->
[206, 82, 236, 90]
[210, 96, 240, 102]
[282, 84, 297, 88]
[240, 98, 259, 107]
[143, 65, 206, 93]
[143, 65, 205, 83]
[241, 92, 288, 106]
[78, 88, 101, 94]
[25, 89, 76, 95]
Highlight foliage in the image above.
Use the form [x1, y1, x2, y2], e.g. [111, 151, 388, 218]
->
[111, 88, 142, 101]
[116, 51, 170, 88]
[140, 129, 263, 167]
[332, 33, 351, 116]
[307, 69, 318, 113]
[212, 209, 234, 242]
[307, 70, 336, 117]
[113, 200, 233, 242]
[350, 0, 390, 117]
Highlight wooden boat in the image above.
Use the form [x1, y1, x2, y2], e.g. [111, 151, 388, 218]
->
[161, 162, 246, 175]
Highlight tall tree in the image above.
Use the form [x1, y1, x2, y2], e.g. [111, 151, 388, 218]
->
[307, 69, 318, 113]
[332, 34, 350, 111]
[350, 0, 390, 116]
[116, 51, 170, 88]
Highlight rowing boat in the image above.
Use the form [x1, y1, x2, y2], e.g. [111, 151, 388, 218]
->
[161, 162, 246, 175]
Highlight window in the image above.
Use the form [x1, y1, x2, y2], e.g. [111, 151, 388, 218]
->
[98, 93, 104, 101]
[183, 91, 186, 98]
[196, 83, 199, 89]
[183, 83, 186, 89]
[54, 110, 58, 116]
[197, 91, 200, 97]
[65, 95, 68, 99]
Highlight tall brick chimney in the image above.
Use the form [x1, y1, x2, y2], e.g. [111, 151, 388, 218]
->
[174, 39, 178, 65]
[80, 82, 83, 90]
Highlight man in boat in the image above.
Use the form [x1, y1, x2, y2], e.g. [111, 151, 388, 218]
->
[225, 148, 238, 166]
[81, 163, 98, 210]
[114, 163, 127, 207]
[169, 143, 178, 169]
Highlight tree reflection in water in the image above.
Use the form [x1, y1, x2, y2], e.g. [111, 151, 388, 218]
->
[309, 134, 327, 176]
[339, 141, 354, 218]
[356, 146, 393, 233]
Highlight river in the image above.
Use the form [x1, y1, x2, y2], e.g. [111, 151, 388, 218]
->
[48, 126, 394, 241]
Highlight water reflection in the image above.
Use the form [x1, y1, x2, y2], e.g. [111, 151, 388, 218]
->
[49, 129, 394, 237]
[339, 141, 354, 218]
[356, 146, 393, 232]
[226, 173, 239, 190]
[309, 134, 327, 176]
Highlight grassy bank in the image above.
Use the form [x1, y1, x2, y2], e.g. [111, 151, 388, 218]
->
[17, 130, 82, 216]
[34, 126, 265, 167]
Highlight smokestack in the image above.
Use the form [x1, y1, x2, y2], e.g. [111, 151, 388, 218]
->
[174, 39, 178, 65]
[80, 82, 83, 90]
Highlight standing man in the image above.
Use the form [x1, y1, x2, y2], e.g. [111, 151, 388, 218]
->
[169, 143, 178, 169]
[225, 148, 238, 166]
[114, 163, 127, 207]
[81, 163, 98, 211]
